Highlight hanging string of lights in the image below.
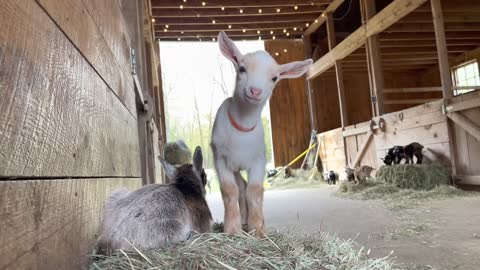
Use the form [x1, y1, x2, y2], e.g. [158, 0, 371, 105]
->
[153, 1, 340, 44]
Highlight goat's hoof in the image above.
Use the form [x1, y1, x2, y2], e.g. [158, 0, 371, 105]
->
[224, 224, 242, 234]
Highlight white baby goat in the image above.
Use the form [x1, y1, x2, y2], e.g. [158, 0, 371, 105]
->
[211, 32, 312, 236]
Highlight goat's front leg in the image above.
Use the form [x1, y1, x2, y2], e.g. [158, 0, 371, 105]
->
[234, 172, 248, 227]
[247, 162, 266, 237]
[216, 161, 242, 234]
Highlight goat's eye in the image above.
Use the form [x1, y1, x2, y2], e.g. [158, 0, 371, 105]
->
[239, 66, 246, 73]
[272, 76, 278, 82]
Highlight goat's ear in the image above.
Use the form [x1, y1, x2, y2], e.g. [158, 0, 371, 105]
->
[218, 31, 242, 66]
[193, 146, 203, 172]
[159, 157, 177, 180]
[278, 59, 313, 80]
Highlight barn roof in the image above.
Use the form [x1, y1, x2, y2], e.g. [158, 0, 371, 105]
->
[150, 0, 336, 41]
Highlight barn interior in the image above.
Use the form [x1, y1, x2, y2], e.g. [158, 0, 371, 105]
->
[1, 0, 480, 269]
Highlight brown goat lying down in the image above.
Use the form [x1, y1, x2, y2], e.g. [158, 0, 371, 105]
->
[97, 146, 212, 254]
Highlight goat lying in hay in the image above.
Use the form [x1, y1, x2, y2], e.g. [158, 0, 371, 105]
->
[211, 31, 312, 236]
[97, 147, 212, 254]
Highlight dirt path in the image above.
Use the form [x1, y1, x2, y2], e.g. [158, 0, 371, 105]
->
[207, 187, 480, 270]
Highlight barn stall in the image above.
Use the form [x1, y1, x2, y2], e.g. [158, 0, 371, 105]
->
[1, 0, 480, 269]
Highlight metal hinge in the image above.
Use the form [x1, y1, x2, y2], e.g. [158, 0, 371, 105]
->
[371, 96, 377, 103]
[130, 48, 137, 75]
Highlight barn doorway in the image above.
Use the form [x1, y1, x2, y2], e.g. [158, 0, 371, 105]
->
[159, 41, 275, 191]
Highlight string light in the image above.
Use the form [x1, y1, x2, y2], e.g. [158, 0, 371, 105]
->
[305, 23, 309, 27]
[183, 0, 186, 2]
[239, 9, 243, 13]
[151, 18, 155, 23]
[272, 36, 276, 39]
[221, 6, 225, 11]
[286, 32, 290, 36]
[179, 5, 183, 9]
[166, 25, 169, 28]
[212, 38, 216, 41]
[270, 30, 274, 34]
[284, 49, 287, 52]
[283, 29, 286, 33]
[197, 35, 200, 38]
[177, 37, 181, 41]
[315, 19, 319, 23]
[275, 52, 279, 56]
[212, 20, 216, 24]
[228, 25, 232, 29]
[201, 2, 206, 6]
[164, 28, 168, 32]
[258, 9, 262, 13]
[321, 13, 325, 17]
[181, 31, 184, 34]
[294, 27, 297, 31]
[242, 29, 246, 32]
[294, 5, 298, 10]
[276, 8, 281, 12]
[257, 30, 261, 34]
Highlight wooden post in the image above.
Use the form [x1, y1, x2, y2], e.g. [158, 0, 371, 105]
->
[431, 0, 453, 99]
[303, 34, 317, 131]
[431, 0, 457, 179]
[326, 12, 348, 127]
[362, 0, 385, 116]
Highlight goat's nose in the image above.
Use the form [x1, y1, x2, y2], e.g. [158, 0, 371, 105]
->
[250, 87, 262, 97]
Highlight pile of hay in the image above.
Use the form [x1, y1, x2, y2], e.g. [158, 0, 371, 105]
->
[376, 164, 449, 190]
[269, 169, 325, 190]
[90, 227, 397, 270]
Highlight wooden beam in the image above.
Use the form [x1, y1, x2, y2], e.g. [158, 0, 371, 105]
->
[453, 86, 480, 90]
[455, 175, 480, 186]
[431, 0, 453, 99]
[380, 39, 480, 48]
[154, 13, 319, 25]
[363, 0, 384, 116]
[306, 0, 429, 80]
[326, 12, 348, 127]
[154, 22, 311, 32]
[447, 112, 480, 141]
[152, 8, 323, 18]
[380, 31, 480, 41]
[384, 99, 439, 105]
[383, 87, 443, 93]
[401, 11, 480, 23]
[353, 131, 373, 167]
[445, 96, 480, 113]
[387, 22, 480, 32]
[304, 0, 345, 36]
[416, 0, 480, 12]
[151, 0, 332, 8]
[303, 34, 317, 131]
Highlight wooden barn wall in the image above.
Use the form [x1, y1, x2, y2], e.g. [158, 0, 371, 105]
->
[318, 100, 452, 176]
[311, 71, 372, 133]
[317, 128, 346, 178]
[265, 40, 310, 167]
[449, 91, 480, 182]
[383, 69, 443, 113]
[0, 0, 147, 269]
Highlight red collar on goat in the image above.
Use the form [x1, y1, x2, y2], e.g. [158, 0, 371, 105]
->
[228, 109, 256, 132]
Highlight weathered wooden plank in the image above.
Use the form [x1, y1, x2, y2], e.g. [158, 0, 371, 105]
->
[384, 87, 443, 93]
[384, 98, 439, 105]
[445, 96, 480, 113]
[37, 0, 137, 116]
[0, 178, 141, 270]
[353, 131, 373, 167]
[447, 112, 480, 142]
[374, 121, 450, 149]
[0, 0, 140, 177]
[456, 175, 480, 186]
[307, 0, 429, 79]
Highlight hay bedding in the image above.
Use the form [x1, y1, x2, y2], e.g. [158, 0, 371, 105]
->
[90, 225, 397, 270]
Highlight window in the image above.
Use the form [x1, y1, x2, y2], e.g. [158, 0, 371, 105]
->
[452, 61, 480, 96]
